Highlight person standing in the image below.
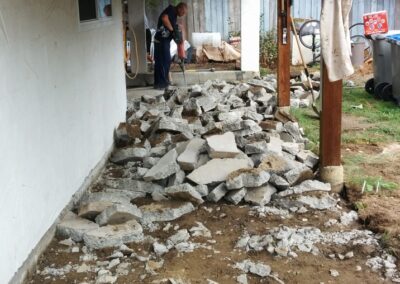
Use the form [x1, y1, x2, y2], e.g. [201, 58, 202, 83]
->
[153, 2, 188, 89]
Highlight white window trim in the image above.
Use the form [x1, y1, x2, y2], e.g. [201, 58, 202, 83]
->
[77, 0, 114, 32]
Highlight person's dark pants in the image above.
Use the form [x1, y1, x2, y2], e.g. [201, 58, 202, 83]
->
[154, 39, 171, 89]
[146, 28, 151, 54]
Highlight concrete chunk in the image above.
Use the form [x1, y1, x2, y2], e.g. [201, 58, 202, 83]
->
[110, 148, 148, 164]
[225, 188, 247, 205]
[143, 149, 180, 181]
[292, 180, 331, 194]
[284, 165, 314, 186]
[57, 212, 99, 242]
[226, 169, 270, 190]
[187, 158, 252, 185]
[83, 220, 143, 249]
[206, 132, 240, 158]
[165, 183, 204, 205]
[244, 141, 269, 154]
[258, 153, 293, 175]
[207, 183, 228, 202]
[269, 174, 290, 191]
[95, 204, 142, 226]
[78, 192, 130, 219]
[296, 150, 319, 168]
[140, 201, 195, 223]
[177, 138, 206, 170]
[244, 184, 277, 206]
[104, 179, 163, 194]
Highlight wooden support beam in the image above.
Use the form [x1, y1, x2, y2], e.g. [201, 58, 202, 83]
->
[277, 0, 291, 108]
[320, 64, 343, 167]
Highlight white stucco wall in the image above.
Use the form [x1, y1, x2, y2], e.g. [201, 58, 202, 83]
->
[241, 0, 260, 72]
[0, 0, 126, 282]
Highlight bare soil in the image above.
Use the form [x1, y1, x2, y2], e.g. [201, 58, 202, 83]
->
[26, 197, 391, 284]
[344, 142, 400, 259]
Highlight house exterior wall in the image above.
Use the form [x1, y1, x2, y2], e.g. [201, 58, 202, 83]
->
[0, 0, 126, 282]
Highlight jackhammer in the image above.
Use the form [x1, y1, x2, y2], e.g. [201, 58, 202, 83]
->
[173, 23, 187, 86]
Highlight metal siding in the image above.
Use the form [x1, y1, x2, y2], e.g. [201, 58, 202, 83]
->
[188, 0, 398, 37]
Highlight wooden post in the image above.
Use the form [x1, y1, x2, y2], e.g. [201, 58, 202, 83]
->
[320, 63, 344, 192]
[277, 0, 291, 108]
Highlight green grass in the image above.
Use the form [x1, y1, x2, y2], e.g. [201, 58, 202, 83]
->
[291, 87, 400, 189]
[291, 87, 400, 149]
[342, 88, 400, 144]
[290, 107, 320, 153]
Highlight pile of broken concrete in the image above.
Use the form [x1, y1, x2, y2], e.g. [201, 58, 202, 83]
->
[57, 77, 329, 251]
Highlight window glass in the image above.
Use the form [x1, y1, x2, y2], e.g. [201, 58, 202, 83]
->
[78, 0, 97, 21]
[98, 0, 112, 18]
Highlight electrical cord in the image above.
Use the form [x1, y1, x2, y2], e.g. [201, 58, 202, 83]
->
[124, 25, 139, 80]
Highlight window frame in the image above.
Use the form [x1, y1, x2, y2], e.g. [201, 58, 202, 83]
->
[77, 0, 114, 31]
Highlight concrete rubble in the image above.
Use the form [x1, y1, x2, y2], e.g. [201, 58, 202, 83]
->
[46, 77, 397, 283]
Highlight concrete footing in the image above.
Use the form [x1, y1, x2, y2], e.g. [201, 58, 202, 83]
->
[320, 165, 344, 193]
[277, 106, 291, 113]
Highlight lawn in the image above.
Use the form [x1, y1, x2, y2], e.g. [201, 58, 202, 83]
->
[291, 86, 400, 189]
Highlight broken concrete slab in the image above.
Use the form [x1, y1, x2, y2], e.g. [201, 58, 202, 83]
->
[296, 150, 319, 168]
[167, 170, 186, 187]
[104, 179, 163, 194]
[83, 220, 144, 249]
[225, 188, 247, 205]
[139, 201, 196, 223]
[206, 132, 240, 158]
[95, 204, 142, 226]
[177, 138, 206, 170]
[292, 180, 331, 194]
[282, 142, 302, 156]
[258, 153, 293, 175]
[259, 120, 283, 132]
[284, 165, 314, 186]
[143, 149, 180, 181]
[57, 212, 100, 242]
[234, 259, 271, 277]
[187, 158, 252, 185]
[244, 141, 269, 155]
[78, 192, 130, 219]
[207, 183, 228, 202]
[195, 185, 209, 197]
[110, 148, 148, 164]
[269, 174, 290, 191]
[226, 169, 270, 190]
[244, 184, 277, 206]
[165, 184, 204, 205]
[247, 79, 276, 93]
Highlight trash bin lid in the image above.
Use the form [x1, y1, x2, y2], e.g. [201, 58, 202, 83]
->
[371, 30, 400, 40]
[386, 34, 400, 45]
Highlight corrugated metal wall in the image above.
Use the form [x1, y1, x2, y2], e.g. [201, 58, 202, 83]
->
[145, 0, 399, 40]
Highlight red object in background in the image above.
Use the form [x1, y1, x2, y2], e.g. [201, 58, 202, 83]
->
[363, 11, 389, 35]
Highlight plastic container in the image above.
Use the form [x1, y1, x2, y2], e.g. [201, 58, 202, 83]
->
[192, 32, 222, 48]
[351, 41, 365, 68]
[386, 34, 400, 105]
[365, 31, 400, 99]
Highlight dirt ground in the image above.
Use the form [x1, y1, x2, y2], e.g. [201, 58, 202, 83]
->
[27, 199, 389, 284]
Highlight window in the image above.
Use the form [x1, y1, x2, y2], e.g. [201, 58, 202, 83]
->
[78, 0, 112, 22]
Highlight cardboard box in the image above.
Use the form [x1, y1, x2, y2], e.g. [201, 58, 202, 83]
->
[363, 11, 389, 35]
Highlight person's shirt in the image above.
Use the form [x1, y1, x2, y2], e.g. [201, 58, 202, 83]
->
[155, 5, 177, 42]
